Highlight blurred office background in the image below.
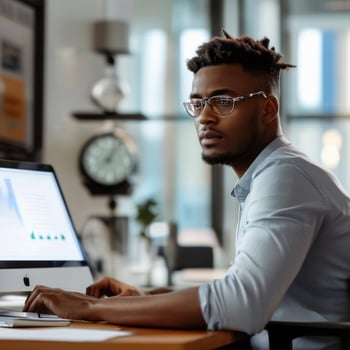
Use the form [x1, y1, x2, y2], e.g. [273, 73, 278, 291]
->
[2, 0, 350, 283]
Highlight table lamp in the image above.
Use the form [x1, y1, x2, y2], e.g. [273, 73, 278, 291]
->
[90, 20, 130, 113]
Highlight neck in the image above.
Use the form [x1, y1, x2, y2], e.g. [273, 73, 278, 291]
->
[232, 133, 281, 178]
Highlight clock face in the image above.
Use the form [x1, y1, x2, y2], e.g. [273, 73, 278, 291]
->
[80, 129, 137, 187]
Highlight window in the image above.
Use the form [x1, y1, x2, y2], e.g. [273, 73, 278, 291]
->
[283, 0, 350, 191]
[120, 0, 211, 231]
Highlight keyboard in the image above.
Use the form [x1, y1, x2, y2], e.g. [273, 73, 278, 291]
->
[0, 310, 70, 327]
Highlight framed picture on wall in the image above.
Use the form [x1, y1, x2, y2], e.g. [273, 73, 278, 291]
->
[0, 0, 44, 161]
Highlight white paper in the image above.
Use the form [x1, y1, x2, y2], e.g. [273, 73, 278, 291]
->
[0, 327, 132, 342]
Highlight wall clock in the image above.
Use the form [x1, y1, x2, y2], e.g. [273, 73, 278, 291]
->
[79, 127, 137, 195]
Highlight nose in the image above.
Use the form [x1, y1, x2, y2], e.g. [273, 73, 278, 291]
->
[196, 102, 218, 125]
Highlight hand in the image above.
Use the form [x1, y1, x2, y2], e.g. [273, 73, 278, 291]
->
[86, 277, 147, 298]
[23, 285, 98, 321]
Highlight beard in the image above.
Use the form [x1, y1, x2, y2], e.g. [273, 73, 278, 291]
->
[201, 152, 236, 166]
[200, 128, 263, 167]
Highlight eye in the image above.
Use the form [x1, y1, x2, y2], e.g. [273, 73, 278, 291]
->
[215, 97, 233, 106]
[191, 100, 202, 110]
[211, 96, 233, 109]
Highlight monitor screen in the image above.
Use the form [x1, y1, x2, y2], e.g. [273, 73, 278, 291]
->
[0, 160, 93, 296]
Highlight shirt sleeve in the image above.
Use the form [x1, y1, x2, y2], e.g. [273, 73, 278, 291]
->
[199, 161, 328, 334]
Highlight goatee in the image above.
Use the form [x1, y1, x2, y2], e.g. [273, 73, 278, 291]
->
[202, 153, 233, 166]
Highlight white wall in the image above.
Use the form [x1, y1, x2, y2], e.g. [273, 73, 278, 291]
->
[44, 0, 113, 232]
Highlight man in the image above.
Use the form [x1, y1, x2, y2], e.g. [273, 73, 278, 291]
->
[24, 32, 350, 349]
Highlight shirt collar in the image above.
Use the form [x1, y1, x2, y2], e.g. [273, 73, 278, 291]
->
[231, 136, 291, 202]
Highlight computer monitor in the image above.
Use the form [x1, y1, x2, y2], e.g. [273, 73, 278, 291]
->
[0, 160, 94, 295]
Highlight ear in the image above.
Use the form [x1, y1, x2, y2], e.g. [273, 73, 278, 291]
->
[262, 96, 279, 124]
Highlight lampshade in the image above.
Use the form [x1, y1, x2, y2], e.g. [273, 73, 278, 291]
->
[93, 20, 130, 55]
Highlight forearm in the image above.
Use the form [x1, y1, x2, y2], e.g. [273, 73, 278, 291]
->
[146, 287, 173, 295]
[87, 286, 206, 329]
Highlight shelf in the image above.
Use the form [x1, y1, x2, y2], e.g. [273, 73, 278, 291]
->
[287, 114, 350, 120]
[72, 111, 147, 121]
[72, 112, 190, 121]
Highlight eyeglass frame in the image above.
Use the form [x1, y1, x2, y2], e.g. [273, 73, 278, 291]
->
[183, 90, 267, 118]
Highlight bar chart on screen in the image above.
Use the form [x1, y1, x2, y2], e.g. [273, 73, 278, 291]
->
[0, 171, 81, 261]
[0, 178, 23, 226]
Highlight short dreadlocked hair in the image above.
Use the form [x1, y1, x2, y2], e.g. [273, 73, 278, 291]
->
[186, 30, 295, 94]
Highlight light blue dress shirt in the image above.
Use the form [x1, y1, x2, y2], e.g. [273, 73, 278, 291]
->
[198, 136, 350, 349]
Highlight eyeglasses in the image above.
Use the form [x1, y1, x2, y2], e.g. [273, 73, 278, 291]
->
[183, 91, 267, 118]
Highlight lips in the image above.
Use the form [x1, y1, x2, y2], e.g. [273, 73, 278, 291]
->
[199, 129, 223, 146]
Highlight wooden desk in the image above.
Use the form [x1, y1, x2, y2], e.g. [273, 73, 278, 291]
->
[0, 322, 247, 350]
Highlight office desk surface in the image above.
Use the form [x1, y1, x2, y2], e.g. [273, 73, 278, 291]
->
[0, 322, 247, 350]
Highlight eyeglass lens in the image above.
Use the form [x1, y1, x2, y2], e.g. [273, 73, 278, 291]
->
[188, 96, 234, 117]
[209, 96, 234, 115]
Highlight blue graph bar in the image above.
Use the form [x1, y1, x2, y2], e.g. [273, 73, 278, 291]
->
[3, 178, 23, 224]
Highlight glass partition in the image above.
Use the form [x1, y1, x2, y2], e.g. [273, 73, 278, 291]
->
[282, 0, 350, 192]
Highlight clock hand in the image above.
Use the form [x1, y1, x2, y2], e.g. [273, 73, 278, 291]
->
[104, 155, 112, 163]
[104, 145, 119, 163]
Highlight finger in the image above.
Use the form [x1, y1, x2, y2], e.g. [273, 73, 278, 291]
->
[118, 287, 146, 297]
[86, 277, 111, 297]
[23, 286, 53, 313]
[23, 285, 48, 312]
[87, 285, 113, 298]
[87, 278, 123, 297]
[86, 285, 100, 298]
